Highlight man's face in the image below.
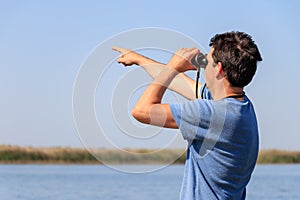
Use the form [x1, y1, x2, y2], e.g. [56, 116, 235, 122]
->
[205, 48, 217, 89]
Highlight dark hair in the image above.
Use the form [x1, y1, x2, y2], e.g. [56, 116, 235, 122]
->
[209, 31, 262, 87]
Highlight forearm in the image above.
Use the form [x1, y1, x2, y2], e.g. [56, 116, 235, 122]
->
[132, 66, 178, 126]
[112, 46, 202, 100]
[137, 55, 199, 100]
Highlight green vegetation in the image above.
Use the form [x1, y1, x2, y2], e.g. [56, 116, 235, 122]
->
[0, 145, 300, 164]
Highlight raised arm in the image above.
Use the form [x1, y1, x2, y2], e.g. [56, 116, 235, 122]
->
[112, 46, 203, 100]
[131, 48, 199, 128]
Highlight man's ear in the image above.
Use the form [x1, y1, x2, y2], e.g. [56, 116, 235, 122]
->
[216, 62, 224, 79]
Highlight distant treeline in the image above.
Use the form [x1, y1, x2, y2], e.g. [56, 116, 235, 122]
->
[1, 145, 300, 164]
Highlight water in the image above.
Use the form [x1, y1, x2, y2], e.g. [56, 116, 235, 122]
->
[0, 164, 299, 200]
[247, 164, 300, 199]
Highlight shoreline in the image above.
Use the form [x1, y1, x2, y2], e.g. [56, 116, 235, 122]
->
[1, 145, 300, 165]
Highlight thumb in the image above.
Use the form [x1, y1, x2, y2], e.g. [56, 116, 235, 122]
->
[117, 56, 130, 66]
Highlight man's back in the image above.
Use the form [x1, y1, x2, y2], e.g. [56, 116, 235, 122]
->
[170, 87, 259, 199]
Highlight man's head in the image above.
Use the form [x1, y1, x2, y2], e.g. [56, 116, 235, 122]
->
[207, 31, 262, 88]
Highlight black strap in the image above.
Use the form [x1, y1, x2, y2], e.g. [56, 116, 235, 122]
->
[200, 83, 206, 99]
[195, 70, 200, 99]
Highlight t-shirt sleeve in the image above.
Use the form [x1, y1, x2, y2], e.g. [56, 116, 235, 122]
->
[170, 84, 214, 141]
[170, 99, 213, 141]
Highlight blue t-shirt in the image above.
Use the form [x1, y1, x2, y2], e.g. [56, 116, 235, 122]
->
[170, 86, 259, 200]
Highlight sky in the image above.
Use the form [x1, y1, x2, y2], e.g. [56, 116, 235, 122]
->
[0, 0, 300, 150]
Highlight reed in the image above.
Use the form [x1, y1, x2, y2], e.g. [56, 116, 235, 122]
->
[257, 149, 300, 164]
[1, 145, 299, 164]
[0, 145, 96, 163]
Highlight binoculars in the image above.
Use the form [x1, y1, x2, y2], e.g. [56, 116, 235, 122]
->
[191, 53, 208, 69]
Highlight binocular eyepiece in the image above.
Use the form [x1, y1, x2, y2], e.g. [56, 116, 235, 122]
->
[191, 52, 207, 98]
[191, 53, 208, 70]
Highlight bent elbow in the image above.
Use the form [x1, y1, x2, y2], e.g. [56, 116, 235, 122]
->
[131, 107, 149, 124]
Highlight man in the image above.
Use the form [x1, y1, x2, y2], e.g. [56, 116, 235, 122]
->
[113, 31, 262, 200]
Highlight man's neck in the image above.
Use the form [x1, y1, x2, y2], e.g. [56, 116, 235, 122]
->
[224, 86, 244, 100]
[210, 80, 244, 100]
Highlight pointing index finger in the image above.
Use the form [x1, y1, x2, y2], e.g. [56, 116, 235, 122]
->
[112, 46, 127, 53]
[112, 46, 121, 52]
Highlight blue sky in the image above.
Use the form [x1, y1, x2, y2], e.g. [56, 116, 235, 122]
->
[1, 0, 300, 150]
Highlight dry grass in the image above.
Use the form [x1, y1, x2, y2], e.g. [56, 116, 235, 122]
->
[1, 145, 299, 164]
[0, 145, 96, 164]
[257, 149, 300, 164]
[0, 145, 186, 164]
